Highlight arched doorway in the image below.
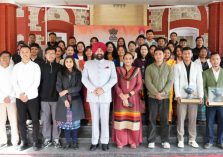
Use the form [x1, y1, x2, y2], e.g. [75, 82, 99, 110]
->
[169, 27, 199, 48]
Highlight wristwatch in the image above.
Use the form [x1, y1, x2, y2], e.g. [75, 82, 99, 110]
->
[128, 92, 132, 97]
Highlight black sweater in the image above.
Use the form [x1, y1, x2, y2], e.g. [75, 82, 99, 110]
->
[39, 61, 62, 101]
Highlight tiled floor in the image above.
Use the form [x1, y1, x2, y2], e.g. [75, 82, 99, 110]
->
[0, 143, 223, 157]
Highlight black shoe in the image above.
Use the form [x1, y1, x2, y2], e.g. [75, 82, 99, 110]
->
[33, 142, 40, 151]
[43, 139, 52, 148]
[90, 144, 99, 151]
[218, 143, 223, 149]
[18, 141, 29, 151]
[0, 144, 7, 148]
[71, 141, 79, 150]
[63, 141, 70, 149]
[204, 143, 213, 149]
[52, 140, 61, 149]
[0, 143, 7, 149]
[102, 144, 109, 151]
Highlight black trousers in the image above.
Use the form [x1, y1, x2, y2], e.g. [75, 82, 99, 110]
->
[147, 98, 170, 143]
[16, 98, 40, 143]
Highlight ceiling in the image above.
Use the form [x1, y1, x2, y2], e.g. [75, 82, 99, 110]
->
[11, 0, 223, 6]
[148, 0, 222, 6]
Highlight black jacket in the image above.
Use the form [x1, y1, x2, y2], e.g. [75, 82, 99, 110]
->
[39, 61, 62, 101]
[55, 70, 84, 122]
[192, 46, 211, 61]
[32, 57, 44, 66]
[12, 53, 21, 64]
[47, 41, 58, 48]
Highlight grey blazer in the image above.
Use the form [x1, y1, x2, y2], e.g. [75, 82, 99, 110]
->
[55, 70, 84, 122]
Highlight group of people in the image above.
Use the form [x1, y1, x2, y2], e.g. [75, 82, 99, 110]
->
[0, 29, 223, 152]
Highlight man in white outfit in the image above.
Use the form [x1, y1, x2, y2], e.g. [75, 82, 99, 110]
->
[174, 47, 203, 148]
[0, 51, 19, 148]
[12, 46, 41, 151]
[82, 42, 117, 151]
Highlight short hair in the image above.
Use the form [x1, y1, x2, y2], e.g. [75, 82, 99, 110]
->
[149, 45, 157, 49]
[69, 36, 76, 40]
[20, 45, 31, 51]
[29, 33, 35, 37]
[128, 41, 136, 47]
[0, 50, 11, 57]
[146, 29, 154, 34]
[210, 52, 220, 58]
[90, 37, 99, 43]
[17, 40, 25, 46]
[157, 37, 166, 42]
[167, 42, 175, 47]
[136, 35, 146, 40]
[45, 47, 56, 53]
[199, 47, 208, 52]
[30, 43, 40, 49]
[170, 32, 177, 36]
[180, 38, 187, 42]
[154, 48, 164, 53]
[196, 36, 204, 42]
[176, 45, 183, 51]
[49, 32, 56, 36]
[182, 47, 192, 52]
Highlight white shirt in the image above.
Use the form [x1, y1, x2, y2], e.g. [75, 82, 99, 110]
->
[77, 55, 84, 60]
[120, 61, 124, 67]
[146, 39, 157, 47]
[75, 58, 84, 72]
[12, 60, 41, 100]
[0, 64, 15, 103]
[212, 68, 220, 82]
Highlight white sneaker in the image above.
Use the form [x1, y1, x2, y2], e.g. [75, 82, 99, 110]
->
[148, 142, 155, 149]
[178, 141, 184, 148]
[188, 141, 199, 148]
[26, 120, 32, 125]
[162, 142, 170, 149]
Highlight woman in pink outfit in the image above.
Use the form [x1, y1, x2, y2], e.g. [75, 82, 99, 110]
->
[112, 52, 143, 149]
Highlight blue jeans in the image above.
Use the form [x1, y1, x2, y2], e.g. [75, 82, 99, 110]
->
[206, 106, 223, 144]
[64, 129, 78, 143]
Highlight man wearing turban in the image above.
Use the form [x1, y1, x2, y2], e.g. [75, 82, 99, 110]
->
[82, 42, 117, 151]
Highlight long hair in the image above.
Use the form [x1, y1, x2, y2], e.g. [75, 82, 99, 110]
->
[83, 46, 94, 61]
[105, 41, 118, 60]
[175, 45, 183, 60]
[62, 56, 77, 75]
[76, 41, 86, 54]
[117, 37, 127, 52]
[138, 44, 150, 59]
